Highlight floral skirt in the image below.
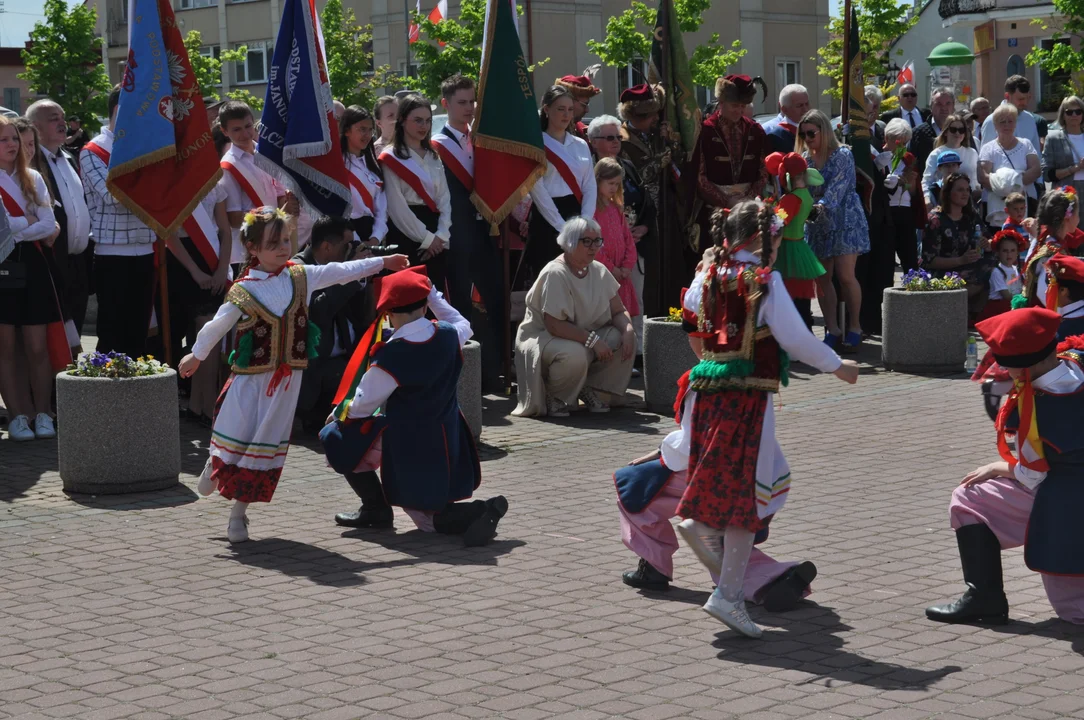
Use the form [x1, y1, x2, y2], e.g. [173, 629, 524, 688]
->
[678, 388, 771, 532]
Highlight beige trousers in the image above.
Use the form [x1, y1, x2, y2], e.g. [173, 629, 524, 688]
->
[541, 325, 634, 406]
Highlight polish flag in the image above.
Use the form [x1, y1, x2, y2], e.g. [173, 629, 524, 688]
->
[897, 60, 915, 86]
[408, 0, 421, 43]
[409, 0, 447, 44]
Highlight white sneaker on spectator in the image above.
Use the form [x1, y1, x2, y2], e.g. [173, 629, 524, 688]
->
[579, 387, 610, 413]
[227, 516, 249, 544]
[546, 395, 570, 418]
[33, 413, 56, 439]
[8, 415, 34, 441]
[677, 519, 723, 574]
[703, 590, 763, 638]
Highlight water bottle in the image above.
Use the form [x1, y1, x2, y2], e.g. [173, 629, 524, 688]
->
[965, 336, 978, 373]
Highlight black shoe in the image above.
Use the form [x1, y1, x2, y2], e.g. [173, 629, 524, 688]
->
[463, 496, 508, 547]
[335, 506, 394, 529]
[926, 523, 1009, 625]
[761, 561, 817, 612]
[622, 557, 670, 591]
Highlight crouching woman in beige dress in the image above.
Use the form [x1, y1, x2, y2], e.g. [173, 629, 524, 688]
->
[513, 216, 636, 418]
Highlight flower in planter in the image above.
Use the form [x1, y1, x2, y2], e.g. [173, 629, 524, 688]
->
[664, 307, 683, 323]
[901, 268, 966, 291]
[67, 351, 167, 378]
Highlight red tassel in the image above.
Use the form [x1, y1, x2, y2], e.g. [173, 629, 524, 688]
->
[1045, 277, 1059, 311]
[266, 363, 292, 396]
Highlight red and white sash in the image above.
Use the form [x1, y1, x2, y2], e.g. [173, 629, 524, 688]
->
[83, 133, 113, 166]
[431, 131, 474, 192]
[182, 204, 222, 272]
[220, 153, 276, 209]
[378, 148, 438, 212]
[346, 156, 381, 216]
[542, 133, 584, 204]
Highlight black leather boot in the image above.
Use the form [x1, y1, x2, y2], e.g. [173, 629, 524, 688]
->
[926, 523, 1009, 625]
[622, 557, 671, 591]
[463, 496, 508, 547]
[761, 561, 817, 612]
[335, 471, 393, 528]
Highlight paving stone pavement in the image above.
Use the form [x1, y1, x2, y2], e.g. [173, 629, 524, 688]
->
[3, 340, 1084, 720]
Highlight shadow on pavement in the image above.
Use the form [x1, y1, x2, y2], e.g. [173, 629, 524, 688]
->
[218, 537, 423, 587]
[0, 439, 57, 502]
[341, 527, 524, 566]
[711, 605, 962, 690]
[66, 483, 200, 510]
[987, 616, 1084, 656]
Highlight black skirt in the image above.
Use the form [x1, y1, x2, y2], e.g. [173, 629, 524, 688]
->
[0, 241, 64, 327]
[526, 194, 581, 277]
[386, 204, 446, 292]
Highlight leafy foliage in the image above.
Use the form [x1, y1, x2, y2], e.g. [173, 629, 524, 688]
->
[321, 0, 395, 110]
[816, 0, 916, 100]
[1027, 3, 1084, 103]
[19, 0, 112, 130]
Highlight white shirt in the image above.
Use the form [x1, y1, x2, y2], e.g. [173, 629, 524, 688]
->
[529, 132, 596, 232]
[922, 145, 980, 206]
[41, 145, 90, 254]
[345, 287, 473, 419]
[981, 103, 1043, 165]
[1012, 360, 1084, 489]
[881, 160, 912, 208]
[1068, 134, 1084, 181]
[443, 125, 473, 164]
[988, 263, 1021, 299]
[347, 154, 388, 241]
[220, 145, 286, 263]
[980, 137, 1040, 199]
[1061, 299, 1084, 319]
[382, 147, 452, 250]
[900, 107, 924, 130]
[1, 169, 56, 245]
[660, 388, 696, 471]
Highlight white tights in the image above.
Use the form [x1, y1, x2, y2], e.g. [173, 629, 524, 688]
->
[230, 500, 249, 519]
[717, 526, 755, 603]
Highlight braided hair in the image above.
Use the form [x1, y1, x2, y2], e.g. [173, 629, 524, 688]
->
[703, 200, 772, 320]
[236, 206, 289, 280]
[1037, 188, 1077, 240]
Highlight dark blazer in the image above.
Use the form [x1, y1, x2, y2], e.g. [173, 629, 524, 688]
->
[766, 123, 797, 154]
[909, 121, 940, 178]
[438, 126, 486, 245]
[880, 107, 931, 125]
[293, 245, 375, 361]
[37, 150, 73, 265]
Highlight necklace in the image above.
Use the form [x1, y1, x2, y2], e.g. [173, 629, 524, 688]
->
[569, 263, 589, 278]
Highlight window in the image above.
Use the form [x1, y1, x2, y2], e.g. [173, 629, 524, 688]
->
[2, 88, 19, 112]
[399, 60, 420, 78]
[178, 0, 217, 8]
[776, 59, 801, 92]
[618, 59, 648, 96]
[1038, 38, 1071, 112]
[233, 41, 271, 85]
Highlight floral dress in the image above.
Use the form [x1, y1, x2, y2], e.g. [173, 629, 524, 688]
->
[922, 209, 994, 286]
[804, 146, 870, 259]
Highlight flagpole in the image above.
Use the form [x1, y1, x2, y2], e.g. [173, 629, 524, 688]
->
[156, 238, 173, 365]
[659, 0, 674, 309]
[841, 0, 852, 125]
[501, 220, 512, 395]
[404, 0, 412, 78]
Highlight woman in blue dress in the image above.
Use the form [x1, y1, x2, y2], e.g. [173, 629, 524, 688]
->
[797, 110, 870, 352]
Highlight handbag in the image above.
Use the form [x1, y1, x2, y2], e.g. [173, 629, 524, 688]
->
[0, 260, 27, 289]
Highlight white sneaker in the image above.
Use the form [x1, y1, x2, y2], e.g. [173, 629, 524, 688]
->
[677, 519, 723, 574]
[33, 413, 56, 439]
[227, 516, 249, 544]
[546, 395, 570, 418]
[579, 387, 610, 413]
[8, 415, 34, 442]
[703, 591, 763, 638]
[197, 460, 215, 497]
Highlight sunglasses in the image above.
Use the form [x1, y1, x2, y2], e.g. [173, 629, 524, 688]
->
[579, 237, 604, 248]
[1066, 109, 1084, 117]
[948, 126, 967, 134]
[594, 134, 621, 142]
[901, 92, 918, 98]
[799, 129, 819, 140]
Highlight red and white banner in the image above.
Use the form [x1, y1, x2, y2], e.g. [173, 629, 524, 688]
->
[897, 61, 915, 86]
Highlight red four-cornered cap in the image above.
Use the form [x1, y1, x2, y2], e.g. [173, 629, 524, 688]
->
[976, 307, 1062, 368]
[376, 265, 431, 314]
[1047, 253, 1084, 285]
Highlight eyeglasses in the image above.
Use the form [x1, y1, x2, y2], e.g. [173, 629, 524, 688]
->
[948, 126, 966, 134]
[579, 236, 604, 249]
[901, 92, 918, 98]
[594, 134, 621, 142]
[799, 129, 819, 140]
[1066, 109, 1084, 117]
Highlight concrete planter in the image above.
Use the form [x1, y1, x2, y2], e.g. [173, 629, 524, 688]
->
[643, 318, 698, 413]
[882, 288, 968, 373]
[458, 340, 482, 440]
[57, 369, 181, 494]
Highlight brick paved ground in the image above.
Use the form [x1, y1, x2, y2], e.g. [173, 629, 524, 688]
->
[3, 336, 1084, 720]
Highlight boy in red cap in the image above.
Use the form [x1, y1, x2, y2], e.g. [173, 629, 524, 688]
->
[320, 266, 508, 546]
[927, 307, 1084, 625]
[1044, 254, 1084, 338]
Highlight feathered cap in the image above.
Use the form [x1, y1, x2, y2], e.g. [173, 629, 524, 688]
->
[555, 75, 601, 99]
[715, 74, 760, 104]
[619, 83, 663, 119]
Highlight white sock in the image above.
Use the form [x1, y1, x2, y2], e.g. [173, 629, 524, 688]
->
[717, 526, 755, 603]
[230, 501, 249, 520]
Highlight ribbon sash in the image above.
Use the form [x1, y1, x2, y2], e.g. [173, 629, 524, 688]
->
[378, 149, 438, 212]
[347, 159, 378, 214]
[0, 182, 26, 218]
[182, 203, 221, 272]
[432, 133, 474, 192]
[221, 158, 274, 209]
[542, 133, 583, 204]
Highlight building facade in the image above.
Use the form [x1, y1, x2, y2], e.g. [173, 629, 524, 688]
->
[0, 47, 32, 113]
[88, 0, 832, 117]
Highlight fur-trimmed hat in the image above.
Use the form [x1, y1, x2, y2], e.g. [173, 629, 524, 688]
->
[715, 74, 757, 104]
[555, 75, 601, 99]
[618, 84, 663, 119]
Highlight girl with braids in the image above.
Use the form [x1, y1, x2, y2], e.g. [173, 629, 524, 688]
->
[678, 199, 859, 637]
[179, 207, 408, 544]
[1019, 187, 1082, 308]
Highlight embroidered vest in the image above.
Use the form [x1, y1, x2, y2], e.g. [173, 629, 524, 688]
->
[689, 262, 787, 393]
[226, 265, 318, 375]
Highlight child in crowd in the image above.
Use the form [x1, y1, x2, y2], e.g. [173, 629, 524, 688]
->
[679, 200, 859, 638]
[1002, 192, 1035, 262]
[1021, 187, 1082, 308]
[927, 151, 961, 208]
[979, 229, 1026, 321]
[179, 207, 408, 544]
[594, 158, 640, 323]
[764, 152, 824, 329]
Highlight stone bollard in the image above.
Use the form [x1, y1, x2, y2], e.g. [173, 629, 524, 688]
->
[643, 318, 698, 414]
[57, 369, 182, 494]
[882, 288, 968, 373]
[458, 340, 482, 440]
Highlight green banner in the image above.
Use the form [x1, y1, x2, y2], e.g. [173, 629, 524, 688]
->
[648, 0, 699, 157]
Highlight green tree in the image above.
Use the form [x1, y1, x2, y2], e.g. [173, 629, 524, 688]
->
[586, 0, 746, 91]
[816, 0, 917, 100]
[321, 0, 395, 110]
[182, 30, 264, 114]
[1027, 2, 1084, 107]
[19, 0, 111, 129]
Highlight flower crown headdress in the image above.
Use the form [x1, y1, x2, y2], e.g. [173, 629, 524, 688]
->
[1061, 186, 1078, 219]
[242, 206, 290, 232]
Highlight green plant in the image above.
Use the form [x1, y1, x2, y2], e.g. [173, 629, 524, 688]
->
[68, 352, 167, 378]
[1027, 5, 1084, 99]
[816, 0, 916, 101]
[321, 0, 395, 110]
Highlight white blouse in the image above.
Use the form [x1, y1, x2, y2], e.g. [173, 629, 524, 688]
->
[529, 132, 596, 232]
[382, 147, 452, 250]
[922, 145, 980, 206]
[1, 170, 56, 244]
[347, 154, 388, 242]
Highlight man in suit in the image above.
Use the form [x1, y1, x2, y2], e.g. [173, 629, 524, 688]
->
[880, 83, 931, 129]
[27, 99, 92, 335]
[763, 83, 810, 154]
[434, 74, 505, 391]
[908, 87, 957, 177]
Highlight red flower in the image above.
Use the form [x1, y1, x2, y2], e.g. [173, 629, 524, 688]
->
[903, 152, 916, 167]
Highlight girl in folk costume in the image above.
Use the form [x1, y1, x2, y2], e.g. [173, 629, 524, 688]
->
[526, 85, 597, 278]
[378, 94, 452, 292]
[1018, 187, 1082, 308]
[594, 158, 640, 320]
[680, 200, 859, 637]
[763, 152, 825, 304]
[340, 105, 389, 248]
[977, 229, 1026, 322]
[179, 207, 408, 543]
[0, 116, 63, 442]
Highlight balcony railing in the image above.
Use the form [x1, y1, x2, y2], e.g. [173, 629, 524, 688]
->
[938, 0, 998, 18]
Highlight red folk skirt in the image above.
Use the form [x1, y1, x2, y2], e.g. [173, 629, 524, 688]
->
[677, 388, 769, 533]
